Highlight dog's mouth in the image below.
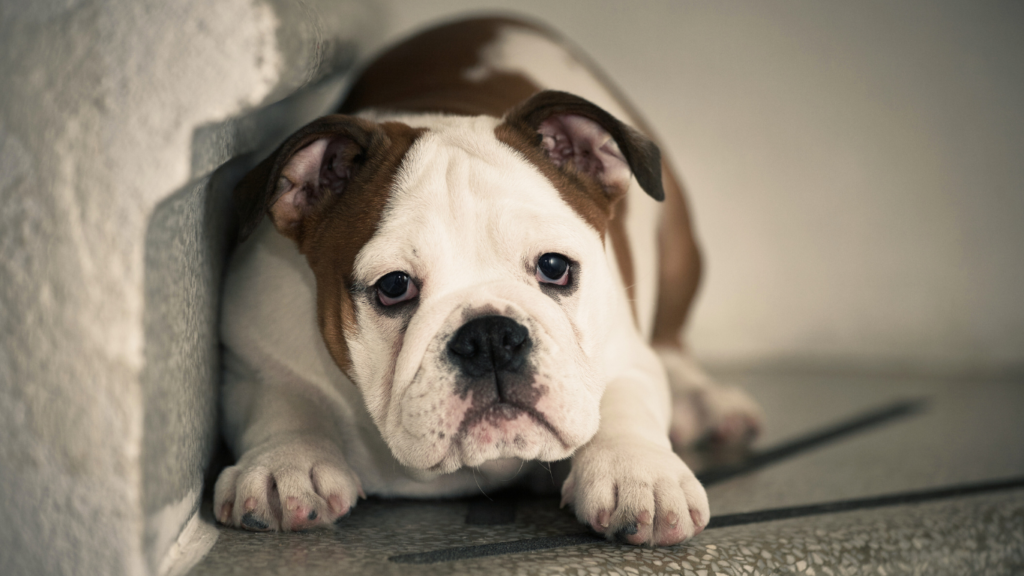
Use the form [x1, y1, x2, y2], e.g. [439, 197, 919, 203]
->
[459, 400, 568, 446]
[425, 399, 572, 472]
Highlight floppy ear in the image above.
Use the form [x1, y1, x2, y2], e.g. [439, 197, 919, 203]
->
[502, 90, 664, 203]
[233, 115, 379, 242]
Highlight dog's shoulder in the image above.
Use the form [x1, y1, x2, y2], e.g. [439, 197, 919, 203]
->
[220, 222, 342, 393]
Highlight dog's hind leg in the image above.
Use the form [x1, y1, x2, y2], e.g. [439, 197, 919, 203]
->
[650, 163, 763, 449]
[655, 346, 763, 449]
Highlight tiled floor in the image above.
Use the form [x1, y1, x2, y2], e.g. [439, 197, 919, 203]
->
[188, 371, 1024, 575]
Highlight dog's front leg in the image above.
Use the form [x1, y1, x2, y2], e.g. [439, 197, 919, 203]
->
[562, 347, 709, 546]
[214, 372, 363, 532]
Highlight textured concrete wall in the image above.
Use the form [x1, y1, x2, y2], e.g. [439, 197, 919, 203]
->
[0, 1, 381, 575]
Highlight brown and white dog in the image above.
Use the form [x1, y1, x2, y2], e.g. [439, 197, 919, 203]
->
[214, 16, 762, 546]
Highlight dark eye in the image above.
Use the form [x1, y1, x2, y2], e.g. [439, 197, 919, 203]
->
[376, 271, 419, 306]
[536, 253, 570, 286]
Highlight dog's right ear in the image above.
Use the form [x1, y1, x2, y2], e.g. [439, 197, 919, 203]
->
[233, 115, 379, 243]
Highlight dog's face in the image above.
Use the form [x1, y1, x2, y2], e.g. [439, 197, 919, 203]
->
[234, 91, 663, 473]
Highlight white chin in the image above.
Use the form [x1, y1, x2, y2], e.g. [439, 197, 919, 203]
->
[412, 430, 577, 476]
[449, 418, 573, 470]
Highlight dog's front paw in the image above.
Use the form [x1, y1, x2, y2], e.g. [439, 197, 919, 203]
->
[213, 435, 364, 532]
[562, 440, 709, 546]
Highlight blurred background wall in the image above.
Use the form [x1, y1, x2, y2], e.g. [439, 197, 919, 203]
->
[377, 0, 1024, 376]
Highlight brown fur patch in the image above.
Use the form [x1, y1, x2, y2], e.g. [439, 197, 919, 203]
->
[496, 89, 671, 323]
[340, 17, 544, 117]
[302, 122, 423, 374]
[232, 116, 424, 375]
[650, 164, 702, 349]
[494, 122, 613, 233]
[499, 91, 664, 202]
[607, 197, 637, 320]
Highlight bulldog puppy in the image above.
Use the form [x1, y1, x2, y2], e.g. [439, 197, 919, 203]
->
[214, 16, 762, 545]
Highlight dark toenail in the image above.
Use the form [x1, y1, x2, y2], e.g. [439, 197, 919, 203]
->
[308, 510, 318, 521]
[333, 510, 352, 525]
[241, 512, 269, 530]
[614, 523, 639, 542]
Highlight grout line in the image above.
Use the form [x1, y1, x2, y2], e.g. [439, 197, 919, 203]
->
[706, 476, 1024, 528]
[393, 476, 1024, 564]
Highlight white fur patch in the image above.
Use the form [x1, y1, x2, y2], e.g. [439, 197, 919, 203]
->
[463, 26, 631, 121]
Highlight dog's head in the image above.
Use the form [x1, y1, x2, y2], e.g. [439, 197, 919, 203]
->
[234, 91, 663, 473]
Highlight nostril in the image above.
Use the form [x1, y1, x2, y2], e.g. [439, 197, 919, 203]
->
[502, 326, 528, 350]
[449, 339, 476, 358]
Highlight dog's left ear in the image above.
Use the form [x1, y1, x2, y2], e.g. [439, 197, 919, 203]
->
[500, 90, 664, 203]
[232, 115, 384, 243]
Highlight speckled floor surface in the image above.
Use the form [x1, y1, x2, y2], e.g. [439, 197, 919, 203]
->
[189, 372, 1024, 575]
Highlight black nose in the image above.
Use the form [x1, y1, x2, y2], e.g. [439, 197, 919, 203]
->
[447, 316, 531, 378]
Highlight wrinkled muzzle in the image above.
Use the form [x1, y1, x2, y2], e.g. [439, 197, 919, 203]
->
[380, 288, 604, 473]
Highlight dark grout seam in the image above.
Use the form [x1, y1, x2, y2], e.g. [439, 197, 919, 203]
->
[698, 399, 926, 486]
[394, 476, 1024, 564]
[706, 476, 1024, 528]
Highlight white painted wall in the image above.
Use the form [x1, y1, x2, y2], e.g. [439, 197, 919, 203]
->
[378, 0, 1024, 374]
